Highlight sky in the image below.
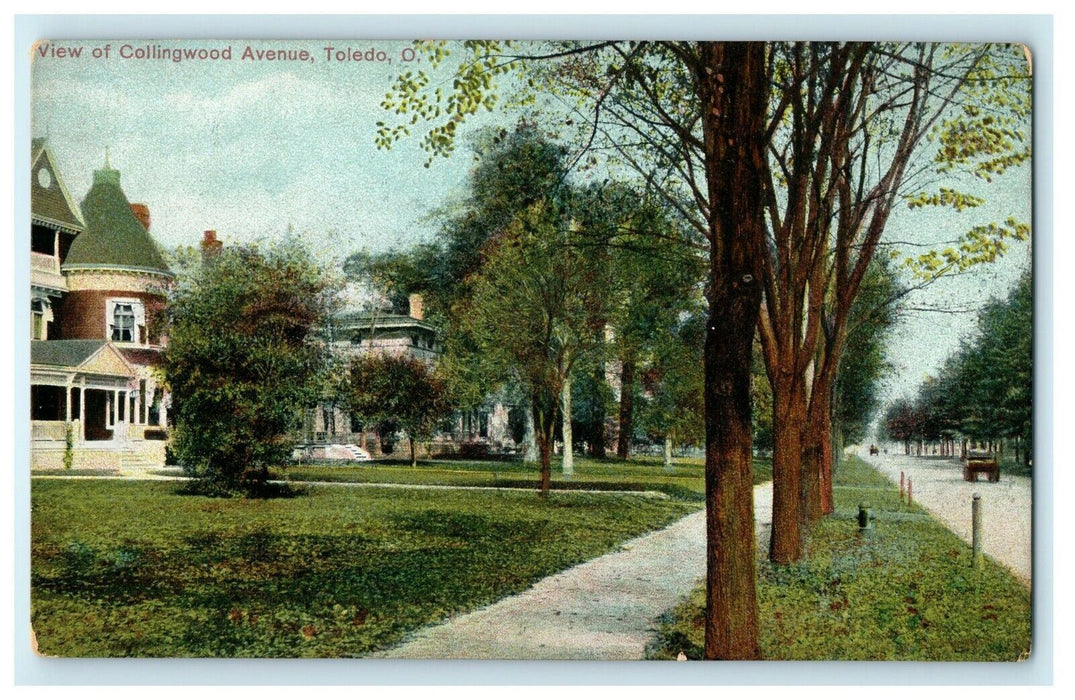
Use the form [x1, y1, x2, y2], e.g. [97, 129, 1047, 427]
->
[30, 38, 1033, 409]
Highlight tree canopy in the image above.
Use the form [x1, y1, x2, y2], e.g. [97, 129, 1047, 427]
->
[164, 241, 338, 496]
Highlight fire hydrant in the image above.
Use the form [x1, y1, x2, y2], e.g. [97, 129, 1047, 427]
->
[858, 503, 876, 533]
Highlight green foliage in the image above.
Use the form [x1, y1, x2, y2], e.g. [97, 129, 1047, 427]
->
[31, 478, 694, 657]
[463, 200, 612, 461]
[835, 257, 904, 446]
[648, 457, 1031, 661]
[163, 241, 338, 496]
[891, 269, 1032, 460]
[348, 354, 454, 464]
[62, 423, 74, 470]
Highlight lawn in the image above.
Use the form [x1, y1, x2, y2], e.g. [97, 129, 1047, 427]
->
[648, 456, 1032, 661]
[277, 454, 773, 501]
[31, 479, 696, 657]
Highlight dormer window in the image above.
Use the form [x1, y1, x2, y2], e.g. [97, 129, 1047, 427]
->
[107, 298, 146, 344]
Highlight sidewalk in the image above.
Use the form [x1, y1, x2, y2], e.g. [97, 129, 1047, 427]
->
[377, 481, 773, 659]
[861, 447, 1032, 585]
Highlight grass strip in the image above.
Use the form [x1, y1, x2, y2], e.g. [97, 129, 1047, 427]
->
[647, 456, 1031, 661]
[278, 455, 772, 501]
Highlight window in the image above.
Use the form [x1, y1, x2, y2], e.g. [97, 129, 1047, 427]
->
[112, 303, 135, 341]
[31, 299, 45, 340]
[107, 299, 145, 344]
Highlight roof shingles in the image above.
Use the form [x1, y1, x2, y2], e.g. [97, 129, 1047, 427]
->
[63, 166, 172, 276]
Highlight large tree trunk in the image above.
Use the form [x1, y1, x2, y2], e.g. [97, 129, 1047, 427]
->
[696, 40, 767, 661]
[769, 380, 805, 563]
[409, 436, 417, 468]
[562, 376, 574, 479]
[617, 355, 635, 460]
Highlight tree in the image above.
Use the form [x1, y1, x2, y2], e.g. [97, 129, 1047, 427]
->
[833, 257, 903, 450]
[462, 201, 611, 496]
[349, 353, 453, 467]
[375, 38, 1029, 656]
[636, 308, 707, 469]
[164, 241, 337, 496]
[378, 39, 771, 660]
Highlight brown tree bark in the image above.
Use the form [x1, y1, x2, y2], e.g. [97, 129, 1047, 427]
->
[696, 41, 767, 661]
[617, 356, 635, 460]
[531, 393, 557, 499]
[768, 380, 806, 562]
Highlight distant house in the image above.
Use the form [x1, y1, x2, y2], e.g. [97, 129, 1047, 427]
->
[30, 141, 172, 472]
[304, 293, 520, 458]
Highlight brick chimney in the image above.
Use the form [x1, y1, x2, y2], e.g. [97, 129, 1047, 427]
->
[129, 203, 151, 231]
[408, 293, 424, 321]
[201, 230, 222, 261]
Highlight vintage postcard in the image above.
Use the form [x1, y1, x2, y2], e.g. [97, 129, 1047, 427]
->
[27, 37, 1034, 663]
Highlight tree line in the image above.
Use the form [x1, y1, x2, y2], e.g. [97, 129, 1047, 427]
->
[883, 270, 1032, 466]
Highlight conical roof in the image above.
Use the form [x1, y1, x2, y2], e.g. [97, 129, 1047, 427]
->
[63, 162, 172, 276]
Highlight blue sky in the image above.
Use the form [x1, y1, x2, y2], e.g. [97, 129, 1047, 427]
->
[31, 39, 1033, 408]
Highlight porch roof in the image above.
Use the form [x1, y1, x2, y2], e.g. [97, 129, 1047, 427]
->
[31, 340, 136, 378]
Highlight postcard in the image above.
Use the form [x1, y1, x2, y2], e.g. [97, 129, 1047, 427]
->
[28, 38, 1034, 663]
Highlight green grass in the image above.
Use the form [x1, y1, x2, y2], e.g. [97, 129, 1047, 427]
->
[31, 479, 696, 657]
[648, 456, 1032, 661]
[279, 454, 773, 501]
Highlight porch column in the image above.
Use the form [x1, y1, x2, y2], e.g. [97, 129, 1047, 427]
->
[78, 378, 86, 441]
[113, 389, 119, 426]
[65, 377, 72, 423]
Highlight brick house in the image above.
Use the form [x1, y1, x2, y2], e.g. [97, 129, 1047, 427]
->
[30, 141, 173, 471]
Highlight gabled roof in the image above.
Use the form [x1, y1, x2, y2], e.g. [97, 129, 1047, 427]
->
[31, 139, 85, 234]
[30, 340, 136, 378]
[63, 163, 172, 277]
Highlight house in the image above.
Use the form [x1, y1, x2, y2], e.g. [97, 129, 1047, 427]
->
[30, 141, 173, 472]
[303, 293, 520, 458]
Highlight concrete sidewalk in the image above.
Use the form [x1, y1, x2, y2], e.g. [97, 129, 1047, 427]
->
[861, 447, 1031, 585]
[377, 482, 773, 660]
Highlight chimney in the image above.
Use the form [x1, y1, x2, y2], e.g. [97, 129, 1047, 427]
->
[201, 230, 222, 261]
[408, 293, 424, 321]
[130, 203, 151, 231]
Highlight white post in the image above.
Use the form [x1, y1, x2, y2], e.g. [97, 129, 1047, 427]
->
[78, 378, 86, 441]
[523, 402, 538, 463]
[562, 376, 574, 479]
[65, 378, 72, 422]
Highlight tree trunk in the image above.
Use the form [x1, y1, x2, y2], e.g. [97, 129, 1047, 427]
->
[409, 436, 417, 468]
[532, 392, 557, 499]
[590, 365, 607, 458]
[523, 403, 539, 463]
[802, 383, 834, 524]
[562, 376, 574, 479]
[769, 381, 805, 563]
[663, 434, 673, 471]
[617, 356, 635, 460]
[696, 40, 767, 660]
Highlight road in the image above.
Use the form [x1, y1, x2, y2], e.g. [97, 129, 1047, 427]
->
[861, 446, 1031, 585]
